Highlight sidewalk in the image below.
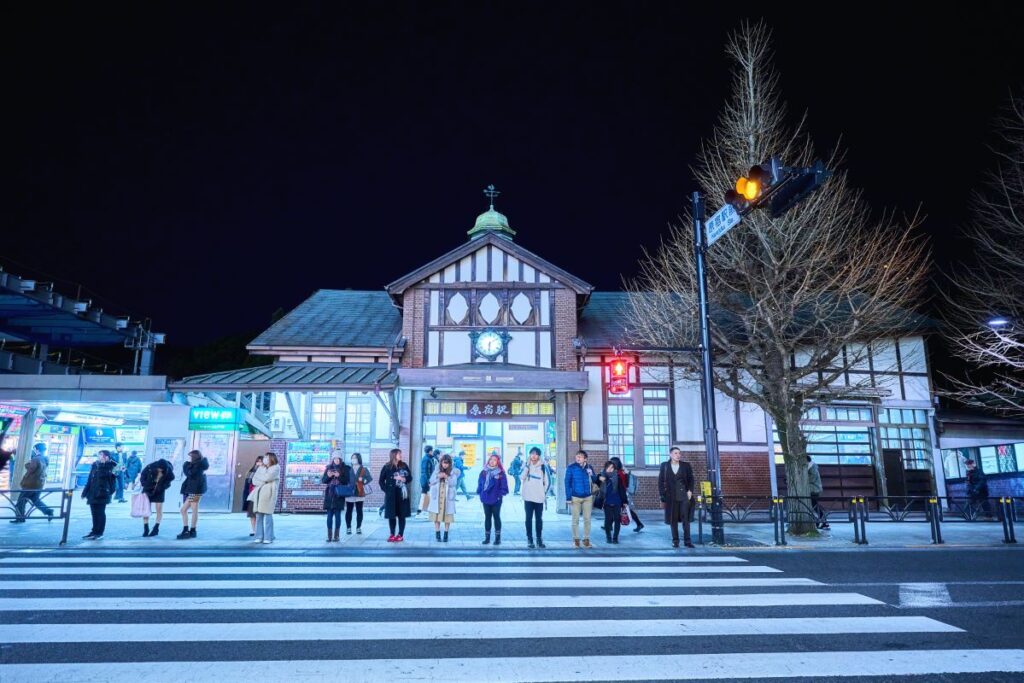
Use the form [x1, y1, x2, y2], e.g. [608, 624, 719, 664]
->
[2, 498, 1020, 551]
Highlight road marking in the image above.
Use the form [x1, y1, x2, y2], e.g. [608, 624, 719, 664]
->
[899, 583, 952, 608]
[5, 577, 819, 590]
[0, 554, 746, 565]
[0, 591, 881, 611]
[15, 564, 779, 576]
[0, 616, 960, 644]
[3, 649, 1023, 681]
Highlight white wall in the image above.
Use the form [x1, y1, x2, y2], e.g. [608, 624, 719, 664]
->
[581, 366, 605, 441]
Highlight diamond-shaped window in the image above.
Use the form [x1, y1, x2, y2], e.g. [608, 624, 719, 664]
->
[446, 293, 469, 324]
[510, 292, 533, 324]
[479, 292, 501, 324]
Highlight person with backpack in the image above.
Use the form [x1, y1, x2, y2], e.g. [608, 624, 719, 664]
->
[597, 460, 627, 544]
[416, 444, 437, 518]
[125, 450, 143, 488]
[322, 453, 352, 542]
[428, 453, 460, 542]
[139, 457, 174, 537]
[520, 446, 549, 548]
[346, 452, 373, 535]
[81, 449, 117, 540]
[508, 450, 524, 496]
[11, 443, 53, 523]
[477, 453, 509, 545]
[177, 449, 209, 539]
[610, 457, 644, 533]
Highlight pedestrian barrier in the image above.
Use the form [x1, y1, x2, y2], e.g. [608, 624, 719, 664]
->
[0, 487, 74, 545]
[694, 493, 1021, 547]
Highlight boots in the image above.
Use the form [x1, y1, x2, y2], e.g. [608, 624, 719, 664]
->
[631, 508, 645, 532]
[482, 532, 491, 545]
[493, 531, 501, 546]
[527, 536, 535, 549]
[606, 529, 613, 544]
[333, 529, 340, 542]
[176, 526, 190, 540]
[612, 530, 620, 544]
[188, 528, 197, 538]
[150, 523, 160, 537]
[436, 530, 442, 542]
[143, 523, 150, 537]
[443, 531, 449, 542]
[327, 529, 334, 542]
[537, 535, 546, 549]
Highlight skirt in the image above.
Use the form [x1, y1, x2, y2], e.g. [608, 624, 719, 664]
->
[429, 512, 455, 523]
[185, 493, 203, 503]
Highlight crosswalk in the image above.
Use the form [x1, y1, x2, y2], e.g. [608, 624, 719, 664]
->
[2, 549, 1023, 682]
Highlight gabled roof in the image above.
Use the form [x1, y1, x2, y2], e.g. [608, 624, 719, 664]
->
[248, 290, 401, 350]
[384, 232, 593, 302]
[170, 363, 397, 391]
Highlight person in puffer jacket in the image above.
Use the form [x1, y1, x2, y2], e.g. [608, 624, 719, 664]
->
[563, 450, 597, 548]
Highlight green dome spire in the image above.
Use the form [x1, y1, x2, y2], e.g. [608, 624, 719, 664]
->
[467, 184, 516, 239]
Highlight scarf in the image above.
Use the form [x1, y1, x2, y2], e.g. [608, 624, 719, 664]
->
[484, 464, 503, 490]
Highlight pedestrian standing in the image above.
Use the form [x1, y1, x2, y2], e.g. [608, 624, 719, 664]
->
[243, 456, 264, 536]
[112, 442, 128, 503]
[346, 452, 373, 535]
[965, 459, 993, 518]
[564, 450, 597, 548]
[177, 449, 209, 539]
[81, 449, 116, 540]
[521, 446, 548, 548]
[597, 461, 626, 544]
[139, 457, 174, 537]
[417, 444, 438, 518]
[453, 450, 473, 500]
[322, 454, 351, 542]
[11, 443, 54, 523]
[477, 453, 509, 545]
[380, 448, 412, 542]
[508, 450, 524, 496]
[428, 453, 459, 542]
[248, 452, 280, 544]
[125, 450, 143, 488]
[807, 455, 830, 530]
[658, 447, 695, 548]
[610, 457, 644, 533]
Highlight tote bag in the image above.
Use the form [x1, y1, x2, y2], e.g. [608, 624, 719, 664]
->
[130, 491, 151, 518]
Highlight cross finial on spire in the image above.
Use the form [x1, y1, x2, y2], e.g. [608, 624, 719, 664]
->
[483, 184, 500, 210]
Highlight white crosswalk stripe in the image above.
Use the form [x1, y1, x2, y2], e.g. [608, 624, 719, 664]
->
[1, 550, 1020, 682]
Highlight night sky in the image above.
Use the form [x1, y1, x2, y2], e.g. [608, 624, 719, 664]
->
[4, 4, 1023, 354]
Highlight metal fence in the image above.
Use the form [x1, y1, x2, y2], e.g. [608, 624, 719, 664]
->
[694, 494, 1020, 547]
[0, 487, 74, 545]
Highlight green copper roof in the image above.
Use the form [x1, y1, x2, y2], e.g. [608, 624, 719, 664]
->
[468, 208, 516, 239]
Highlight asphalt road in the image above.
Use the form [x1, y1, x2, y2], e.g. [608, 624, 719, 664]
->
[1, 545, 1022, 682]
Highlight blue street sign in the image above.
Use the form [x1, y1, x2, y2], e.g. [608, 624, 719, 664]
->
[706, 204, 741, 246]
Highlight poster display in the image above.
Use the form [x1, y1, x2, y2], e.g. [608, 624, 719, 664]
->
[152, 437, 186, 471]
[196, 432, 231, 476]
[285, 441, 333, 496]
[458, 442, 477, 468]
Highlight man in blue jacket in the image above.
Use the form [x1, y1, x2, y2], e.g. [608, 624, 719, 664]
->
[564, 450, 597, 548]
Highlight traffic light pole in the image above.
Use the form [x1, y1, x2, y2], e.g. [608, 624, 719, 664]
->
[692, 191, 726, 545]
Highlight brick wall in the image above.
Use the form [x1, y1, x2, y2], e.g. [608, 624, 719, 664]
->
[274, 440, 389, 513]
[624, 450, 771, 510]
[401, 289, 425, 369]
[553, 288, 577, 370]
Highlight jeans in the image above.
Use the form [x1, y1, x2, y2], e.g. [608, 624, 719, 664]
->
[14, 491, 53, 520]
[114, 473, 125, 501]
[513, 476, 521, 495]
[89, 504, 107, 535]
[345, 501, 364, 529]
[483, 500, 503, 533]
[255, 513, 275, 541]
[457, 476, 470, 498]
[603, 505, 621, 540]
[326, 508, 342, 531]
[570, 495, 594, 540]
[388, 516, 407, 536]
[810, 493, 829, 527]
[524, 500, 543, 539]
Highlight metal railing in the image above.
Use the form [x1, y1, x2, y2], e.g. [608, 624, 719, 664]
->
[0, 488, 74, 545]
[694, 494, 1020, 547]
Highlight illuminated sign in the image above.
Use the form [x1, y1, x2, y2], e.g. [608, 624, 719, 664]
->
[188, 407, 242, 432]
[49, 412, 125, 426]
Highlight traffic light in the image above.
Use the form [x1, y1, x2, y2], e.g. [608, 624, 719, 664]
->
[723, 157, 783, 212]
[608, 357, 630, 395]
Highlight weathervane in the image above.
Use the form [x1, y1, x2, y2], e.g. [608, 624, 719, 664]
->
[483, 184, 500, 210]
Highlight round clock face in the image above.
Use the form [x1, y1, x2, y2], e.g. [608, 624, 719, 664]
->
[476, 331, 504, 358]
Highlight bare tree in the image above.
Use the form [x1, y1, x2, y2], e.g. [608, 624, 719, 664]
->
[625, 22, 929, 533]
[943, 95, 1024, 416]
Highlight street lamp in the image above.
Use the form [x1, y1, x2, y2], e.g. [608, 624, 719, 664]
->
[693, 157, 831, 546]
[987, 317, 1013, 330]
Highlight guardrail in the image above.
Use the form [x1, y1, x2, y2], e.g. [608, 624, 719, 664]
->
[694, 494, 1020, 547]
[0, 488, 74, 545]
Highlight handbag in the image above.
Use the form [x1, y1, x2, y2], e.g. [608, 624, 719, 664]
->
[130, 491, 151, 518]
[333, 482, 357, 498]
[620, 505, 631, 526]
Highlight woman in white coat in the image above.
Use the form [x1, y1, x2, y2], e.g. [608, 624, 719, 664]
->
[427, 453, 460, 543]
[247, 452, 279, 544]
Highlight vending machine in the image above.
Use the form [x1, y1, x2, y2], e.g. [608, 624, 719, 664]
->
[35, 424, 82, 488]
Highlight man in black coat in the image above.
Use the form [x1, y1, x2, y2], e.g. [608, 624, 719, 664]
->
[658, 447, 695, 548]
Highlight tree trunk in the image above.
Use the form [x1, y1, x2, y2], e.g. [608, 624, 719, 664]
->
[775, 405, 817, 535]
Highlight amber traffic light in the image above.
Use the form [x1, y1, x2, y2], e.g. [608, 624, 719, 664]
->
[724, 158, 782, 211]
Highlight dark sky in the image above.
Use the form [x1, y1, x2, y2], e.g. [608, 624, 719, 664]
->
[4, 3, 1023, 347]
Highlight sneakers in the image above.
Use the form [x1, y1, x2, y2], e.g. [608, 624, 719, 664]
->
[394, 535, 404, 543]
[537, 538, 546, 549]
[346, 528, 352, 535]
[573, 539, 581, 548]
[527, 538, 535, 549]
[684, 542, 696, 548]
[9, 519, 25, 524]
[634, 523, 645, 533]
[387, 534, 397, 543]
[356, 528, 362, 535]
[582, 538, 592, 548]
